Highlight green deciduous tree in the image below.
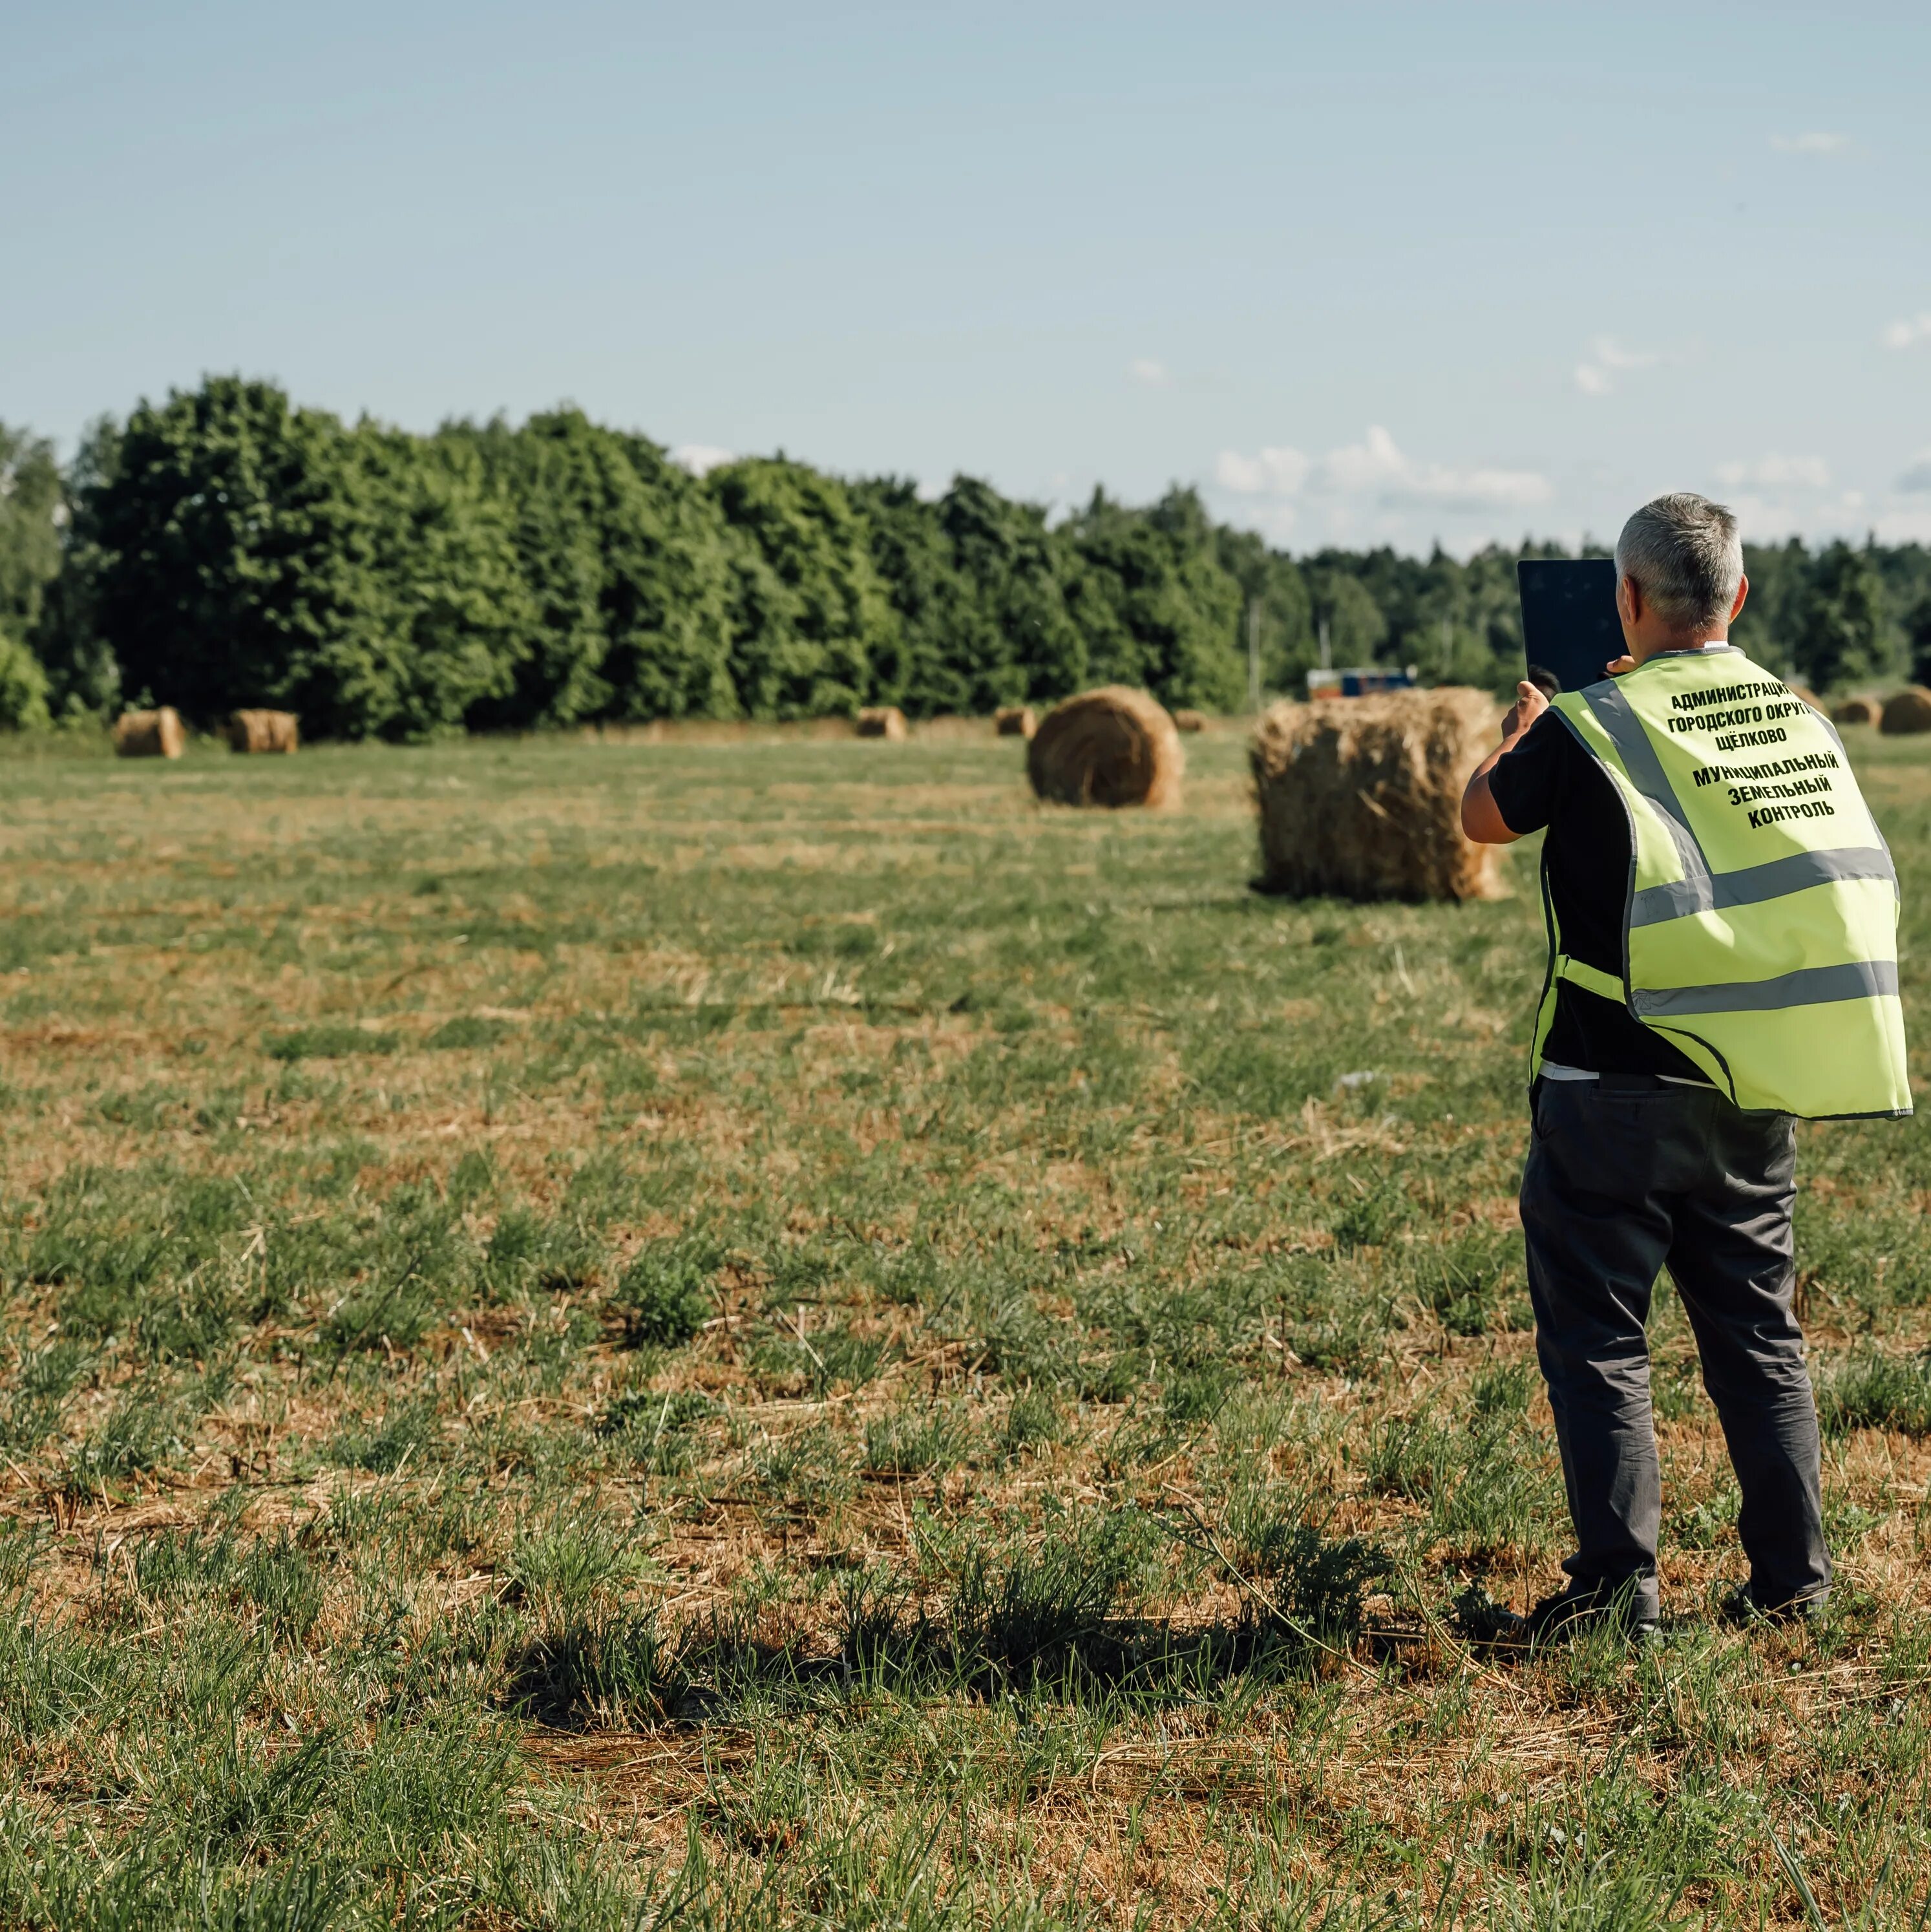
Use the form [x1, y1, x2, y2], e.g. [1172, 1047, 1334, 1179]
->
[710, 458, 898, 717]
[456, 412, 737, 727]
[940, 478, 1088, 708]
[85, 377, 533, 739]
[848, 477, 972, 714]
[0, 631, 50, 730]
[30, 415, 124, 718]
[0, 421, 63, 730]
[450, 413, 611, 727]
[1791, 542, 1897, 692]
[602, 433, 739, 720]
[1214, 526, 1314, 698]
[91, 376, 366, 721]
[332, 424, 533, 740]
[852, 475, 1089, 715]
[1308, 568, 1389, 667]
[1731, 536, 1810, 678]
[1906, 594, 1931, 688]
[0, 424, 63, 642]
[1057, 488, 1244, 710]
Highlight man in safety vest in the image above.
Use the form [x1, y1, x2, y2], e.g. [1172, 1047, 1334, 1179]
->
[1459, 492, 1909, 1644]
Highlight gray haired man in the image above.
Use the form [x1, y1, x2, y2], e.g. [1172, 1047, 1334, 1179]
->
[1455, 493, 1906, 1642]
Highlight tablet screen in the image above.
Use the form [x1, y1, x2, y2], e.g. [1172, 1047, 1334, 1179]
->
[1516, 558, 1621, 697]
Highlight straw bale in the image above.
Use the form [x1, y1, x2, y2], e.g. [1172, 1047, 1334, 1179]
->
[1172, 709, 1209, 734]
[995, 705, 1037, 739]
[1880, 688, 1931, 735]
[112, 708, 186, 759]
[1026, 686, 1183, 809]
[856, 706, 908, 740]
[1250, 687, 1505, 902]
[226, 709, 299, 754]
[1831, 695, 1882, 727]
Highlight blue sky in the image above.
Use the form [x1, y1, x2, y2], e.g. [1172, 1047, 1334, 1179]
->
[5, 1, 1929, 554]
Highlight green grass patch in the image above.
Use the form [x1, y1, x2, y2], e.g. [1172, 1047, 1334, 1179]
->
[0, 728, 1922, 1924]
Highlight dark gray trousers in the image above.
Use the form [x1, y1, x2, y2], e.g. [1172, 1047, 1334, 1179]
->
[1519, 1077, 1830, 1616]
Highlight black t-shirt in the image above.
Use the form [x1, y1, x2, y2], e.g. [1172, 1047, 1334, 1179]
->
[1487, 710, 1705, 1079]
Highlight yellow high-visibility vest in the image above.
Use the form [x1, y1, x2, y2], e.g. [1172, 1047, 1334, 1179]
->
[1534, 646, 1910, 1118]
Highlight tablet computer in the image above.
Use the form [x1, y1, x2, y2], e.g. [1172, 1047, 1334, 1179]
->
[1516, 558, 1621, 697]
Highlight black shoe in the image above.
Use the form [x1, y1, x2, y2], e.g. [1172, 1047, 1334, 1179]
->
[1452, 1585, 1525, 1645]
[1720, 1584, 1827, 1629]
[1455, 1580, 1659, 1648]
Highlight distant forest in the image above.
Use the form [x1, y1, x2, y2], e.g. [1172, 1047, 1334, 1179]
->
[1, 377, 1928, 738]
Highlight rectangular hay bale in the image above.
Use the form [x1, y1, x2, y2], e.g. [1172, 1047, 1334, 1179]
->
[1250, 687, 1505, 902]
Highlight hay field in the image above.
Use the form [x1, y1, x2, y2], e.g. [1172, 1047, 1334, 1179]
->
[0, 725, 1928, 1927]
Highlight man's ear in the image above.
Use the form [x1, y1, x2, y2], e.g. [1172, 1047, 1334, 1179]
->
[1729, 573, 1749, 623]
[1618, 574, 1641, 626]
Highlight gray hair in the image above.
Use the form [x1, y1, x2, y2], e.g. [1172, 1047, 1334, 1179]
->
[1614, 493, 1744, 630]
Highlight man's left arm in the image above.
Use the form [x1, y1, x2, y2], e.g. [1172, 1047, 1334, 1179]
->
[1461, 681, 1550, 845]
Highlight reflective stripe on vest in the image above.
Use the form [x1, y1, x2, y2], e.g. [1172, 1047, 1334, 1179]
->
[1537, 647, 1911, 1119]
[1554, 955, 1625, 1004]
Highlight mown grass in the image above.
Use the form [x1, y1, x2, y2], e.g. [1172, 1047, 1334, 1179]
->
[0, 719, 1928, 1926]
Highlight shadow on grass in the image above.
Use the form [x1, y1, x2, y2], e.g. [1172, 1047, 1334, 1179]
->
[505, 1503, 1396, 1730]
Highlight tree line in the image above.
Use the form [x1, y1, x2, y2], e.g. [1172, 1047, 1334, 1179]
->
[1, 376, 1928, 738]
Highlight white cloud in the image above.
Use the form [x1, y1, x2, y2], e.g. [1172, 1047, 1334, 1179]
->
[1128, 357, 1170, 386]
[1325, 426, 1552, 510]
[1871, 506, 1931, 543]
[1214, 445, 1309, 495]
[1715, 454, 1832, 490]
[1574, 335, 1660, 396]
[1212, 425, 1550, 515]
[1723, 487, 1870, 542]
[1771, 131, 1849, 155]
[670, 443, 734, 476]
[1897, 452, 1931, 493]
[1319, 424, 1409, 494]
[1881, 313, 1931, 350]
[1242, 502, 1300, 542]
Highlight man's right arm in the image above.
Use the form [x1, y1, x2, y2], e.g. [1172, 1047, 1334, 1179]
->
[1461, 680, 1550, 845]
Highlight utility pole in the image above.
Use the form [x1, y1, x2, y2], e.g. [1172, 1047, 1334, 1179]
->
[1318, 617, 1331, 672]
[1441, 614, 1451, 681]
[1247, 599, 1262, 714]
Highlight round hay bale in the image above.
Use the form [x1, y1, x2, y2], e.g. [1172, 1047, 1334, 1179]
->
[226, 708, 299, 754]
[1785, 683, 1822, 712]
[1026, 686, 1183, 809]
[1881, 688, 1931, 736]
[1831, 695, 1882, 727]
[856, 706, 908, 740]
[1250, 687, 1506, 902]
[994, 705, 1037, 739]
[112, 707, 186, 759]
[1172, 708, 1209, 734]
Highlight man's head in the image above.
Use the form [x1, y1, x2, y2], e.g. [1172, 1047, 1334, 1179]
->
[1614, 493, 1748, 658]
